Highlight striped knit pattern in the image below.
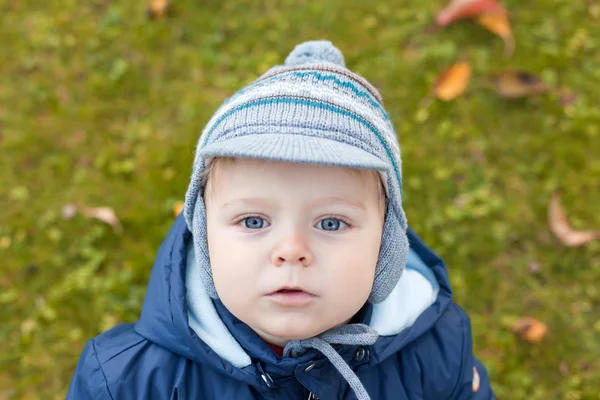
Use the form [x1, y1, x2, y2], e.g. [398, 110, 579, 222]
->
[184, 41, 409, 304]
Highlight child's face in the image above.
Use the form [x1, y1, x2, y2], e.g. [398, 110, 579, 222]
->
[204, 158, 385, 347]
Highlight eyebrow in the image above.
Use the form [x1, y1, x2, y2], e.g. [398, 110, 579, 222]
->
[308, 196, 366, 210]
[222, 197, 279, 210]
[221, 196, 365, 210]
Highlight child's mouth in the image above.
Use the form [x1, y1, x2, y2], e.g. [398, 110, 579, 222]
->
[267, 287, 316, 306]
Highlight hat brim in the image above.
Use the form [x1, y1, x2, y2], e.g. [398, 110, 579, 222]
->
[198, 133, 389, 172]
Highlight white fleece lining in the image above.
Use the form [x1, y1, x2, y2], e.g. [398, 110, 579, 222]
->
[368, 269, 438, 336]
[185, 244, 438, 368]
[185, 245, 252, 368]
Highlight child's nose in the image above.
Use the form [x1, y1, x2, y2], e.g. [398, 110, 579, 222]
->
[271, 235, 314, 267]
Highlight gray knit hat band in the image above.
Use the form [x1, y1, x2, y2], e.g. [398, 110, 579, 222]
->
[199, 134, 390, 171]
[184, 40, 409, 304]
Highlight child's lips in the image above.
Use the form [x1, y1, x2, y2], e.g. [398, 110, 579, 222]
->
[266, 287, 317, 307]
[267, 285, 315, 296]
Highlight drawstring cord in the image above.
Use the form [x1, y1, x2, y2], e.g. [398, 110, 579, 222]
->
[282, 324, 379, 400]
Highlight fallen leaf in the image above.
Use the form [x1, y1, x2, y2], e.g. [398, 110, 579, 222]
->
[147, 0, 169, 19]
[433, 61, 473, 101]
[511, 316, 548, 343]
[79, 205, 123, 233]
[475, 11, 515, 58]
[173, 201, 184, 217]
[486, 71, 549, 98]
[436, 0, 505, 27]
[549, 190, 600, 246]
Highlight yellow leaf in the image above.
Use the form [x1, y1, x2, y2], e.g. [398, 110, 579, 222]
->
[476, 11, 510, 37]
[476, 11, 515, 58]
[433, 61, 472, 101]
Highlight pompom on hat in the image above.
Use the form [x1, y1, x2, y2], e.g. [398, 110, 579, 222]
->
[184, 40, 409, 304]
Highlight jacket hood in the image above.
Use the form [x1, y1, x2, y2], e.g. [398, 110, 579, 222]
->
[134, 214, 454, 388]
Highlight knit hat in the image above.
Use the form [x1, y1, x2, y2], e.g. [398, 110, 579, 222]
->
[184, 40, 409, 304]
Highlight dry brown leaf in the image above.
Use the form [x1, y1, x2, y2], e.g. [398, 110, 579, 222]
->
[80, 205, 123, 234]
[511, 316, 548, 343]
[486, 71, 549, 98]
[549, 190, 600, 247]
[475, 11, 515, 58]
[147, 0, 169, 19]
[433, 61, 472, 101]
[173, 201, 184, 217]
[436, 0, 505, 26]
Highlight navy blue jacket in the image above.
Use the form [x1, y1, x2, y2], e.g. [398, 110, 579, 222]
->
[67, 214, 494, 399]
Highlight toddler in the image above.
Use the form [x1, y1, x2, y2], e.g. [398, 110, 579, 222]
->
[68, 40, 494, 399]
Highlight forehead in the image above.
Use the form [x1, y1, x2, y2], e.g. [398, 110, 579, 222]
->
[203, 157, 386, 215]
[209, 157, 379, 188]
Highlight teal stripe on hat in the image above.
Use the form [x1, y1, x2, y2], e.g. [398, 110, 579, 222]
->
[201, 95, 403, 195]
[224, 71, 390, 121]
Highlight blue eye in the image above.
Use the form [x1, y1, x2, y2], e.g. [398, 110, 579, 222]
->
[317, 218, 348, 231]
[243, 217, 268, 229]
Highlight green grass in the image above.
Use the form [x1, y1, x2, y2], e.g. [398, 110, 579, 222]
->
[1, 0, 599, 398]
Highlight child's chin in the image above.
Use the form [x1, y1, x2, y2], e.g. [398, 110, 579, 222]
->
[272, 329, 318, 342]
[261, 319, 331, 342]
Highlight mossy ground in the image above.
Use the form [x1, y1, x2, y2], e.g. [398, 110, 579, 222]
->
[1, 0, 599, 398]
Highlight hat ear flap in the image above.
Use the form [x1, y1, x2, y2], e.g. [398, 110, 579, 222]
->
[368, 198, 409, 304]
[190, 194, 220, 299]
[185, 157, 220, 299]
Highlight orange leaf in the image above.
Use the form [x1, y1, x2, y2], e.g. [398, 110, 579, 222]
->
[80, 205, 123, 234]
[511, 317, 548, 344]
[476, 11, 515, 58]
[436, 0, 505, 26]
[486, 70, 549, 98]
[147, 0, 169, 19]
[549, 190, 600, 247]
[173, 201, 184, 217]
[433, 61, 472, 101]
